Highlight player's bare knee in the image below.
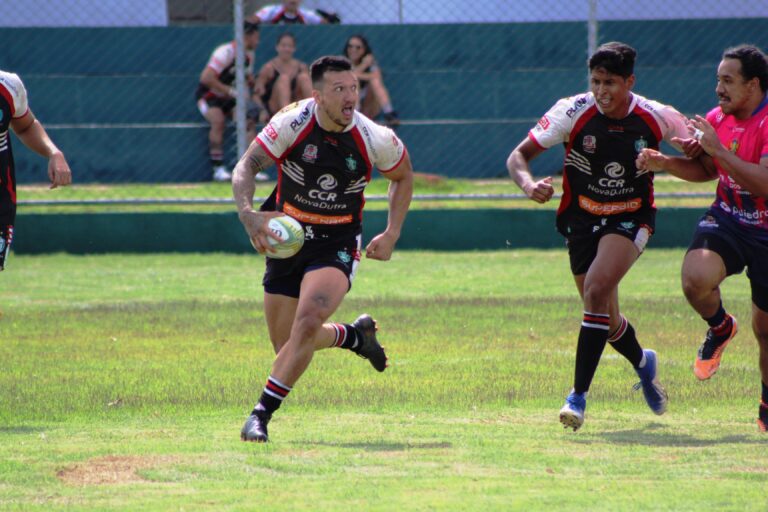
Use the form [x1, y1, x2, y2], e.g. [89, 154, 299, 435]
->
[582, 280, 611, 310]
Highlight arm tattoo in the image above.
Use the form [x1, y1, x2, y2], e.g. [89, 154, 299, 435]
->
[247, 149, 273, 174]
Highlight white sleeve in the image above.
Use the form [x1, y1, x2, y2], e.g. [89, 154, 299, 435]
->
[207, 44, 233, 75]
[528, 97, 574, 149]
[255, 104, 303, 160]
[254, 6, 277, 23]
[370, 124, 406, 172]
[299, 8, 324, 24]
[657, 104, 691, 147]
[0, 72, 29, 118]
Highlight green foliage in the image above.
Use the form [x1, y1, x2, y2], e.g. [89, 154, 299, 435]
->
[0, 251, 763, 510]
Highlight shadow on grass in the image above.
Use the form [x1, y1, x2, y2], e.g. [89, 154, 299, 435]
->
[302, 441, 452, 452]
[0, 426, 40, 434]
[574, 423, 756, 446]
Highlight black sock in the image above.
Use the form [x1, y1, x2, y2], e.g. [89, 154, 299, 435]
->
[252, 375, 291, 416]
[210, 150, 224, 167]
[330, 323, 359, 349]
[607, 315, 644, 368]
[761, 381, 768, 407]
[704, 302, 727, 328]
[574, 312, 610, 394]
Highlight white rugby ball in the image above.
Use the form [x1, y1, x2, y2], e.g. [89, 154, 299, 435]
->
[254, 215, 304, 259]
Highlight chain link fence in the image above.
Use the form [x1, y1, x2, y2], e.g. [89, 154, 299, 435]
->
[0, 0, 767, 205]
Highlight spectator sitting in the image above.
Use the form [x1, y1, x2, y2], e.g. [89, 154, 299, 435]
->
[195, 21, 269, 182]
[343, 34, 400, 128]
[254, 32, 312, 120]
[252, 0, 338, 25]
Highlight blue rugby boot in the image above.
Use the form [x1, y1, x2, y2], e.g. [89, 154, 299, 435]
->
[559, 390, 587, 431]
[633, 349, 668, 415]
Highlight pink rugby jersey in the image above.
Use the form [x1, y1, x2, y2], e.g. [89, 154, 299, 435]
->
[707, 97, 768, 239]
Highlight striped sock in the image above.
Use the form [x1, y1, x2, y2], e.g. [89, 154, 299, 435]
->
[330, 323, 359, 349]
[210, 150, 224, 167]
[607, 314, 644, 368]
[253, 375, 292, 415]
[574, 311, 610, 394]
[710, 314, 733, 338]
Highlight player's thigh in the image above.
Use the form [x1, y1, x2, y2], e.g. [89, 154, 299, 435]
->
[263, 292, 299, 353]
[751, 280, 768, 346]
[294, 266, 349, 326]
[585, 234, 639, 292]
[682, 248, 728, 290]
[205, 106, 227, 127]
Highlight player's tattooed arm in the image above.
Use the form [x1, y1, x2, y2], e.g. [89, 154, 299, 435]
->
[232, 142, 281, 252]
[232, 142, 273, 213]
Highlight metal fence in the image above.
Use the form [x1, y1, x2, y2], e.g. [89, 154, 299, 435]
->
[0, 0, 767, 204]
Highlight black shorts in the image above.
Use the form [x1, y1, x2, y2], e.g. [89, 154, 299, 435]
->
[688, 209, 768, 311]
[566, 217, 652, 275]
[262, 232, 362, 298]
[0, 225, 13, 271]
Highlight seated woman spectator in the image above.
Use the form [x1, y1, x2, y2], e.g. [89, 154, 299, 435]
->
[343, 34, 400, 128]
[254, 32, 312, 120]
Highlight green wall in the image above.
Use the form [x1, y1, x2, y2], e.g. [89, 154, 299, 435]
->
[12, 208, 703, 254]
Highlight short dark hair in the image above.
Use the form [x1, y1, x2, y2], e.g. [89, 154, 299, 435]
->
[589, 42, 636, 78]
[310, 55, 352, 88]
[723, 44, 768, 93]
[244, 21, 259, 34]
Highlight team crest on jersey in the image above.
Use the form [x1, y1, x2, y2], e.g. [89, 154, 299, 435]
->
[302, 144, 318, 163]
[634, 137, 648, 152]
[583, 135, 596, 153]
[729, 139, 739, 153]
[345, 155, 357, 172]
[0, 110, 3, 122]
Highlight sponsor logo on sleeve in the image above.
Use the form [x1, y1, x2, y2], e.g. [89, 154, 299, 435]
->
[289, 106, 311, 132]
[565, 96, 588, 118]
[264, 123, 278, 141]
[537, 116, 550, 130]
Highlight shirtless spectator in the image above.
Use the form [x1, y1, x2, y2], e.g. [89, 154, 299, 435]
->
[254, 32, 312, 120]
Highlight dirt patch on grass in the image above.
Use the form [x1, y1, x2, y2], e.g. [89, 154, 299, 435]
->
[56, 455, 177, 486]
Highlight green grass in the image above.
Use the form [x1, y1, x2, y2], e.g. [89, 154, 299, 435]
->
[1, 251, 765, 511]
[17, 174, 718, 214]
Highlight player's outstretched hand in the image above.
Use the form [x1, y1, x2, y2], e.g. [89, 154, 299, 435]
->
[48, 152, 72, 189]
[689, 115, 721, 156]
[523, 176, 554, 204]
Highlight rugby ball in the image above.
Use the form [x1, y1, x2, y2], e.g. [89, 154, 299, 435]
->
[253, 215, 304, 259]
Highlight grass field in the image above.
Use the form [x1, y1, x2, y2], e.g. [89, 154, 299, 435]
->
[1, 250, 766, 511]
